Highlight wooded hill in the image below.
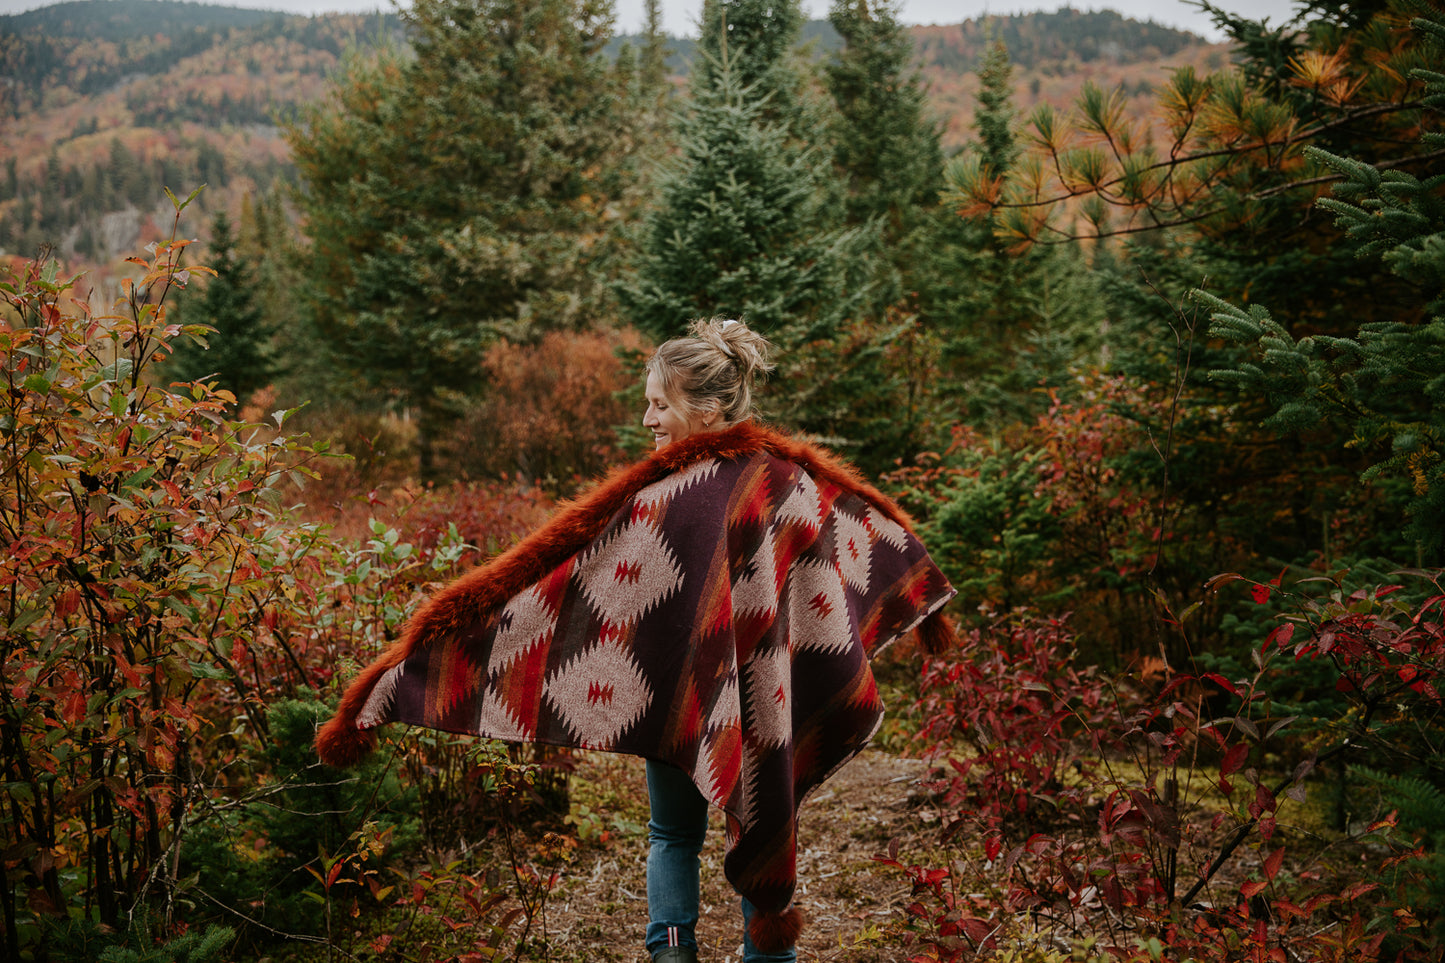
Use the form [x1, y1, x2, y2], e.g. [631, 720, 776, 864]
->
[0, 0, 1224, 281]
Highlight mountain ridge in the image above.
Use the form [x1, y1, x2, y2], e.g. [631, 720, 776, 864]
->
[0, 0, 1226, 278]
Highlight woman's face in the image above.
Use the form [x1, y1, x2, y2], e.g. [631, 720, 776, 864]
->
[643, 370, 699, 450]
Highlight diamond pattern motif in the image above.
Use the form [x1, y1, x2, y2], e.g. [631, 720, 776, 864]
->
[787, 557, 855, 655]
[544, 640, 653, 747]
[742, 645, 792, 749]
[575, 519, 683, 628]
[732, 526, 779, 618]
[831, 507, 873, 592]
[774, 471, 823, 532]
[490, 585, 560, 675]
[866, 505, 909, 551]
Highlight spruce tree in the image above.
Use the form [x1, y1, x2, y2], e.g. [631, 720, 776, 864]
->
[165, 210, 275, 403]
[824, 0, 943, 318]
[825, 0, 942, 235]
[694, 0, 805, 130]
[917, 39, 1111, 424]
[288, 0, 631, 477]
[616, 0, 867, 350]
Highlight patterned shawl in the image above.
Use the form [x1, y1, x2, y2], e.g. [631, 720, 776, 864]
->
[316, 422, 955, 949]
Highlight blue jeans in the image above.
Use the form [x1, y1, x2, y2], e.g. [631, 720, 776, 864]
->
[645, 760, 797, 962]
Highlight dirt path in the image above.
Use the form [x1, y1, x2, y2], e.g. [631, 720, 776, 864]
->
[546, 749, 934, 962]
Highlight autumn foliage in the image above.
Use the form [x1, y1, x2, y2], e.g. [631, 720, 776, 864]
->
[880, 582, 1445, 961]
[0, 215, 560, 959]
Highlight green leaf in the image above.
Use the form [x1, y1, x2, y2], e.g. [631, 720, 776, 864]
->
[189, 662, 231, 681]
[122, 466, 159, 489]
[7, 608, 44, 634]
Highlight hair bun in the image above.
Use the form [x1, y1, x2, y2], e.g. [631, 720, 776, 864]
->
[691, 317, 774, 380]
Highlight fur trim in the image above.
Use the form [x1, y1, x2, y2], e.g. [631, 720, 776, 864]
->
[748, 905, 805, 952]
[314, 421, 930, 767]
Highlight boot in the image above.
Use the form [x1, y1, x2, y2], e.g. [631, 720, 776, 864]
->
[652, 948, 699, 963]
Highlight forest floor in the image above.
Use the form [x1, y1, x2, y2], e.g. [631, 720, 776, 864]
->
[543, 747, 936, 963]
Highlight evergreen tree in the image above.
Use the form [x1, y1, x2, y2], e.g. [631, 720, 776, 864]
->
[288, 0, 632, 476]
[1205, 7, 1445, 558]
[617, 0, 867, 350]
[166, 210, 276, 402]
[914, 38, 1103, 425]
[824, 0, 943, 315]
[694, 0, 805, 130]
[238, 189, 312, 398]
[640, 0, 668, 99]
[972, 39, 1020, 179]
[825, 0, 942, 235]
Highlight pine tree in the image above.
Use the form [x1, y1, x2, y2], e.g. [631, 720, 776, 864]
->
[1205, 7, 1445, 557]
[166, 210, 275, 403]
[288, 0, 632, 477]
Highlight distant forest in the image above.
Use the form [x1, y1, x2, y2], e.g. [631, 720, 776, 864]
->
[1, 0, 1204, 110]
[0, 0, 1209, 267]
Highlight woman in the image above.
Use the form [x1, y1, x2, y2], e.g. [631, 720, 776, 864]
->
[640, 318, 794, 963]
[316, 318, 955, 961]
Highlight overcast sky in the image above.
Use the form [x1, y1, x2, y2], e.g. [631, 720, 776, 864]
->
[0, 0, 1306, 42]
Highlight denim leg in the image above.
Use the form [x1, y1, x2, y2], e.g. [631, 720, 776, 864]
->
[645, 760, 708, 953]
[741, 897, 799, 963]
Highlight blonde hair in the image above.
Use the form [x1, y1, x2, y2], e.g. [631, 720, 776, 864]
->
[646, 318, 775, 427]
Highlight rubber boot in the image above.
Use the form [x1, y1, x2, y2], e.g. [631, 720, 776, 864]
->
[652, 947, 699, 963]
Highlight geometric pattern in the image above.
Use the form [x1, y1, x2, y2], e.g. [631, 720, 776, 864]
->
[490, 584, 560, 675]
[544, 640, 653, 747]
[574, 518, 683, 629]
[333, 423, 955, 926]
[831, 506, 873, 592]
[787, 557, 856, 656]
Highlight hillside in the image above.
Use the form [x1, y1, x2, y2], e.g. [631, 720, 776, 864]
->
[0, 0, 406, 283]
[0, 0, 1227, 287]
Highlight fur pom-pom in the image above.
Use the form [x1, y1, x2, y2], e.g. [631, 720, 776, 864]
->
[316, 716, 377, 768]
[748, 905, 805, 952]
[916, 609, 956, 656]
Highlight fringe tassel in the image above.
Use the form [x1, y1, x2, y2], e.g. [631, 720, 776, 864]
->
[916, 609, 956, 656]
[748, 905, 805, 952]
[316, 715, 377, 767]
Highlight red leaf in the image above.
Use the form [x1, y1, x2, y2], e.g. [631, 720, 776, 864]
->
[1240, 880, 1268, 898]
[1343, 881, 1379, 901]
[985, 837, 1002, 861]
[1264, 847, 1284, 880]
[1221, 742, 1250, 776]
[1251, 584, 1271, 604]
[1275, 899, 1307, 919]
[1265, 623, 1295, 651]
[1204, 672, 1239, 696]
[961, 917, 994, 943]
